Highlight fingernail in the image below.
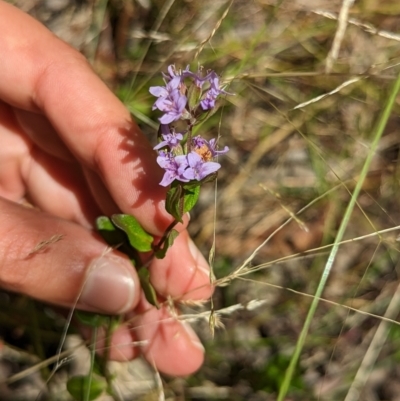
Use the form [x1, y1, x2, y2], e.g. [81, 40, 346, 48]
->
[80, 254, 137, 314]
[188, 239, 210, 276]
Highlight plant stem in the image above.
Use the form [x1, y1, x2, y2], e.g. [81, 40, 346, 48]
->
[152, 218, 179, 254]
[101, 316, 119, 397]
[86, 327, 97, 401]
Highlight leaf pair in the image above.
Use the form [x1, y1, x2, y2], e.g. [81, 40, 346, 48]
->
[166, 181, 200, 223]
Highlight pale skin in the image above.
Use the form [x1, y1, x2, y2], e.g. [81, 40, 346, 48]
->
[0, 2, 212, 376]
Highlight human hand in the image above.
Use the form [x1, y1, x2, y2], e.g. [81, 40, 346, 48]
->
[0, 1, 212, 375]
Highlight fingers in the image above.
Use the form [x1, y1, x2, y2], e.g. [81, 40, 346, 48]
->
[86, 302, 204, 376]
[0, 2, 170, 235]
[0, 101, 100, 227]
[13, 108, 75, 162]
[23, 148, 102, 228]
[0, 193, 207, 376]
[0, 101, 29, 201]
[0, 4, 210, 377]
[0, 197, 140, 314]
[149, 230, 213, 301]
[134, 301, 204, 376]
[1, 99, 213, 305]
[0, 4, 213, 302]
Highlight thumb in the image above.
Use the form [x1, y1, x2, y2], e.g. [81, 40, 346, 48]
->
[0, 197, 140, 314]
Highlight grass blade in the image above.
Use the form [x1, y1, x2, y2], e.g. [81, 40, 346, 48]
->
[277, 70, 400, 400]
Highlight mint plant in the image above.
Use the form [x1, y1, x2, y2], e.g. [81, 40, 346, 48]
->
[96, 65, 231, 299]
[150, 65, 230, 222]
[67, 65, 231, 401]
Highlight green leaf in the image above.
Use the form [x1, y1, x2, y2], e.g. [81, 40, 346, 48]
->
[165, 183, 201, 221]
[166, 183, 184, 222]
[67, 375, 106, 401]
[75, 311, 109, 328]
[155, 229, 179, 259]
[182, 184, 200, 214]
[137, 267, 159, 308]
[111, 214, 153, 252]
[95, 216, 126, 246]
[96, 216, 140, 264]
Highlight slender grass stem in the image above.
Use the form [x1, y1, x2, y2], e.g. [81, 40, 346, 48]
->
[277, 70, 400, 400]
[86, 327, 97, 401]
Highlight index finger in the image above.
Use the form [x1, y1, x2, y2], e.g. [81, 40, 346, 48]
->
[0, 2, 170, 235]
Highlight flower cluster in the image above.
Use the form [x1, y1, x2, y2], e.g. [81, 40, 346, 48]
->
[149, 65, 231, 124]
[150, 65, 231, 187]
[155, 131, 229, 187]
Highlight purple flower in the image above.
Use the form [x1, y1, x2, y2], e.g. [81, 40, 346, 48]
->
[150, 75, 187, 123]
[192, 135, 229, 160]
[176, 68, 232, 111]
[199, 72, 232, 110]
[183, 69, 205, 88]
[157, 152, 189, 187]
[151, 66, 231, 187]
[182, 152, 221, 181]
[151, 65, 233, 120]
[149, 76, 180, 99]
[163, 65, 191, 82]
[152, 89, 187, 124]
[207, 138, 229, 156]
[200, 87, 220, 110]
[154, 125, 183, 150]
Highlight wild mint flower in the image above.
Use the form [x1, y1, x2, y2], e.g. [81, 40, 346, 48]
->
[149, 76, 180, 100]
[208, 138, 229, 156]
[200, 72, 231, 110]
[150, 76, 187, 124]
[154, 125, 183, 150]
[150, 65, 231, 186]
[183, 67, 213, 88]
[154, 89, 187, 124]
[182, 152, 221, 181]
[150, 64, 233, 123]
[200, 87, 220, 110]
[192, 136, 229, 160]
[163, 64, 191, 82]
[157, 151, 189, 187]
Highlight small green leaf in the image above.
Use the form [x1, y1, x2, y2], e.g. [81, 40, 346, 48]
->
[67, 375, 106, 401]
[111, 214, 153, 252]
[155, 229, 179, 259]
[96, 216, 114, 231]
[96, 216, 140, 264]
[138, 267, 159, 308]
[182, 184, 200, 214]
[166, 184, 184, 222]
[75, 311, 109, 328]
[96, 216, 126, 246]
[165, 183, 201, 221]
